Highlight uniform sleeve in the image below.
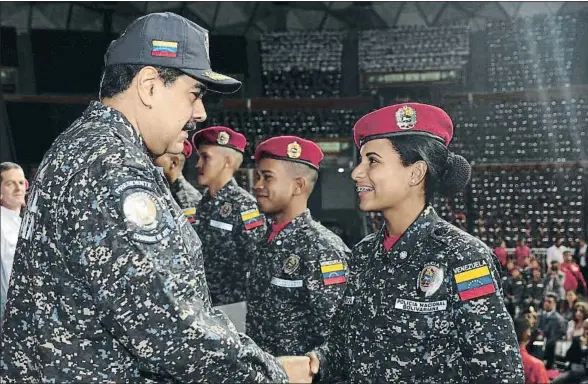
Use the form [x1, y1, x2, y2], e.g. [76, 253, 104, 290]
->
[450, 251, 525, 383]
[64, 164, 286, 383]
[305, 249, 349, 343]
[236, 202, 266, 265]
[311, 245, 355, 383]
[170, 176, 202, 208]
[312, 301, 348, 383]
[0, 229, 9, 322]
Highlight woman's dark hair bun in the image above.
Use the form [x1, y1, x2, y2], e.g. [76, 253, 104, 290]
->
[439, 152, 471, 196]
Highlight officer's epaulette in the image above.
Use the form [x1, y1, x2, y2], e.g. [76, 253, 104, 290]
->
[429, 220, 491, 254]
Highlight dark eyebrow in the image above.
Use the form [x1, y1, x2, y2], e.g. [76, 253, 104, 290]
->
[365, 152, 382, 158]
[258, 169, 274, 175]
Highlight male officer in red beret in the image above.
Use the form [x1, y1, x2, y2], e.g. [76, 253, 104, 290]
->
[153, 135, 202, 214]
[246, 135, 351, 356]
[192, 126, 266, 312]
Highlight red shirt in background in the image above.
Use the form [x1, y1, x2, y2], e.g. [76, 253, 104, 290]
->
[515, 246, 531, 267]
[520, 346, 549, 384]
[494, 247, 508, 268]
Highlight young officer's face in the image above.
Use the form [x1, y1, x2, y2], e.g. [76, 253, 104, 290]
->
[253, 158, 295, 215]
[195, 145, 228, 187]
[351, 138, 414, 212]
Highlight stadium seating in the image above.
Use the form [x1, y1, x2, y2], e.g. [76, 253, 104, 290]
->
[359, 25, 470, 73]
[260, 32, 345, 98]
[447, 99, 587, 164]
[486, 15, 576, 92]
[470, 167, 584, 247]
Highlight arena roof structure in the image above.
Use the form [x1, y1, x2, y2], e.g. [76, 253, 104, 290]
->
[2, 1, 588, 37]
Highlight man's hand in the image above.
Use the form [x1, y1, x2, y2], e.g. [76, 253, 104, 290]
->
[307, 352, 320, 375]
[277, 356, 313, 383]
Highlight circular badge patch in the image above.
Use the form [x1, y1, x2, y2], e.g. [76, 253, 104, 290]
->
[217, 131, 230, 145]
[418, 264, 443, 297]
[123, 191, 160, 231]
[219, 202, 232, 218]
[283, 255, 301, 275]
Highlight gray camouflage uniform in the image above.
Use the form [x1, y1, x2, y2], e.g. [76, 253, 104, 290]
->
[195, 179, 265, 305]
[313, 206, 524, 383]
[0, 102, 287, 383]
[170, 176, 202, 209]
[246, 209, 351, 356]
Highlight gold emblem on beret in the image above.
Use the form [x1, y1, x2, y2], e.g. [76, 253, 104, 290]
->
[286, 142, 302, 159]
[202, 71, 230, 81]
[217, 131, 230, 145]
[395, 105, 417, 130]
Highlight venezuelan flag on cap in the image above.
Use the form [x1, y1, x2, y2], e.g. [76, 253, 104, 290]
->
[241, 208, 264, 230]
[321, 260, 346, 286]
[151, 40, 178, 58]
[453, 261, 496, 301]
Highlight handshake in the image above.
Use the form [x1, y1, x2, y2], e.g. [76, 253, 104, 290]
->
[277, 352, 320, 383]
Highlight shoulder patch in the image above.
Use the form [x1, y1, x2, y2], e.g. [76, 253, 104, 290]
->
[321, 260, 347, 286]
[453, 260, 496, 301]
[121, 189, 173, 243]
[241, 208, 264, 230]
[183, 207, 197, 224]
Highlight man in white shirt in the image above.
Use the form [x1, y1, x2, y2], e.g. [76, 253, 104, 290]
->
[546, 238, 566, 266]
[0, 162, 26, 322]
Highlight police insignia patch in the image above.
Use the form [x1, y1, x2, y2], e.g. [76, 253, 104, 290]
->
[217, 131, 230, 145]
[123, 191, 159, 230]
[395, 105, 417, 130]
[418, 263, 443, 297]
[219, 202, 232, 218]
[283, 254, 300, 274]
[286, 141, 302, 159]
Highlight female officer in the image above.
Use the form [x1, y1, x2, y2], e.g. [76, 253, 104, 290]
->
[307, 103, 524, 383]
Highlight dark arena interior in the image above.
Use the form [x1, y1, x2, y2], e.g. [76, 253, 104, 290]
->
[1, 1, 588, 383]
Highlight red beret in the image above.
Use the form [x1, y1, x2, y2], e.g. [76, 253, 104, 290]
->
[183, 139, 193, 159]
[191, 126, 247, 153]
[353, 103, 454, 148]
[254, 136, 324, 170]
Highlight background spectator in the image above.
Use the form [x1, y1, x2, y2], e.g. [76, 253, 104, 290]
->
[515, 316, 550, 384]
[0, 162, 26, 323]
[545, 261, 567, 303]
[539, 293, 568, 369]
[516, 239, 532, 268]
[548, 238, 567, 266]
[567, 302, 588, 341]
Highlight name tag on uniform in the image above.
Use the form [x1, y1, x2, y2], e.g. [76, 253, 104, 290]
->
[210, 220, 233, 231]
[271, 277, 303, 288]
[395, 299, 447, 313]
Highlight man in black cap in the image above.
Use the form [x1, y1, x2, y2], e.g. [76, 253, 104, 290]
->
[1, 12, 311, 383]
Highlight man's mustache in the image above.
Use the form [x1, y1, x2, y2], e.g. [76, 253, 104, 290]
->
[184, 121, 198, 132]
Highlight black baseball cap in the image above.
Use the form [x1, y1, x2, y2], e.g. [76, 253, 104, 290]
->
[104, 12, 241, 94]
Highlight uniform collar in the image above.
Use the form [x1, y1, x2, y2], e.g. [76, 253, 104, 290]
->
[202, 178, 238, 202]
[267, 209, 312, 240]
[83, 101, 144, 151]
[376, 205, 440, 263]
